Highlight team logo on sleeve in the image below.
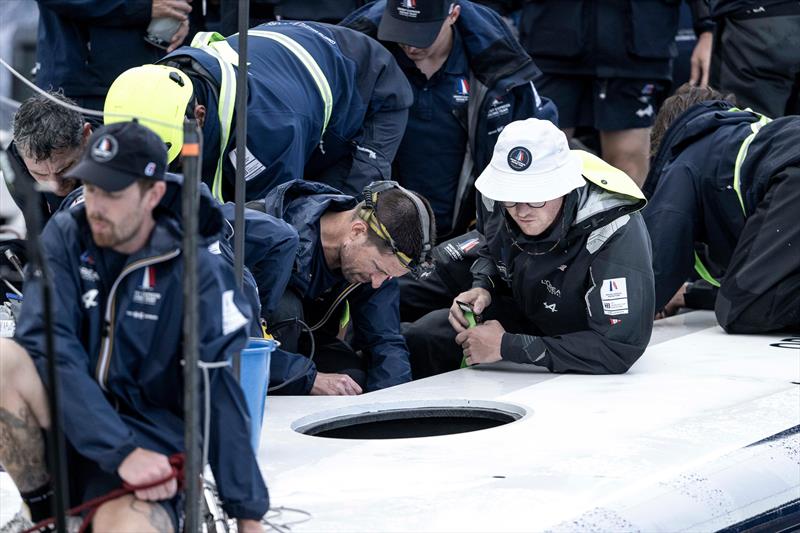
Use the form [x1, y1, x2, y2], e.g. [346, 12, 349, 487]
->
[507, 147, 532, 171]
[601, 277, 629, 316]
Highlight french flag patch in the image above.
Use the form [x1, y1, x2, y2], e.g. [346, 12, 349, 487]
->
[141, 266, 157, 289]
[453, 78, 470, 103]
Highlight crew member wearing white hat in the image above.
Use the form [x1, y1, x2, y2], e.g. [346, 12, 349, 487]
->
[404, 118, 656, 377]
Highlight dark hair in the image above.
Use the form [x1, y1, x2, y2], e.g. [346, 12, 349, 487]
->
[650, 83, 737, 157]
[136, 178, 158, 194]
[363, 188, 436, 264]
[12, 91, 85, 161]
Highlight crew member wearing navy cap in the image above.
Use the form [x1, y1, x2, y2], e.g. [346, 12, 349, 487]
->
[342, 0, 558, 240]
[0, 122, 268, 532]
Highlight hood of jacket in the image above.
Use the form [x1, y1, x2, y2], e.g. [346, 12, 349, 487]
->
[644, 101, 762, 197]
[341, 0, 540, 90]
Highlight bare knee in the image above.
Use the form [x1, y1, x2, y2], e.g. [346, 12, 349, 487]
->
[0, 338, 50, 428]
[93, 494, 174, 533]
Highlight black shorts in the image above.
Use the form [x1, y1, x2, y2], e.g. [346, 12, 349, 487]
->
[536, 74, 669, 131]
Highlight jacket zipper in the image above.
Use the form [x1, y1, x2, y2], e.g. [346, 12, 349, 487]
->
[95, 249, 181, 391]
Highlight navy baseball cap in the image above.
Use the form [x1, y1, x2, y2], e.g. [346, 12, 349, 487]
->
[65, 121, 167, 192]
[378, 0, 452, 49]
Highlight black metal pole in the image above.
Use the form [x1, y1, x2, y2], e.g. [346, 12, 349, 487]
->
[233, 0, 249, 380]
[0, 151, 68, 533]
[181, 121, 202, 533]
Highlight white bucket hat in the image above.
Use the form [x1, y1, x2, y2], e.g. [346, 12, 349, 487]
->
[475, 118, 585, 203]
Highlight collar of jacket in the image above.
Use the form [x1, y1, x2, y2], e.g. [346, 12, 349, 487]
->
[342, 0, 539, 90]
[643, 100, 759, 197]
[570, 150, 646, 237]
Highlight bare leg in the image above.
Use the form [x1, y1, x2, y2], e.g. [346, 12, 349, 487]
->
[0, 338, 51, 492]
[92, 494, 174, 533]
[600, 127, 651, 187]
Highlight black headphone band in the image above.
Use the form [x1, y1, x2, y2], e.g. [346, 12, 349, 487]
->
[362, 180, 433, 266]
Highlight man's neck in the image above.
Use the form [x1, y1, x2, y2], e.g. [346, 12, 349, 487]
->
[319, 210, 351, 270]
[415, 28, 454, 79]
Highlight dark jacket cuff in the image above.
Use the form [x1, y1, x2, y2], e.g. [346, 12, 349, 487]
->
[223, 499, 270, 521]
[500, 333, 547, 365]
[102, 441, 138, 474]
[471, 274, 494, 292]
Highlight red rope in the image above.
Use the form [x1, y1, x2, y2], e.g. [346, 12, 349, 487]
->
[22, 453, 185, 533]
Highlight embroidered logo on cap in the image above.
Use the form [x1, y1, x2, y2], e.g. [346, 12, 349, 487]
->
[91, 135, 118, 162]
[397, 0, 420, 18]
[144, 162, 157, 177]
[507, 146, 532, 172]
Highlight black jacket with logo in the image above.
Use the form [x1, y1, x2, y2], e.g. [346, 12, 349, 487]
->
[471, 152, 654, 374]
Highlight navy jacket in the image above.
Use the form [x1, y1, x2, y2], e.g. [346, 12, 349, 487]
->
[342, 0, 558, 236]
[518, 0, 714, 80]
[34, 0, 163, 99]
[645, 102, 800, 310]
[252, 180, 413, 392]
[217, 203, 323, 395]
[15, 187, 269, 519]
[161, 21, 413, 201]
[218, 203, 299, 321]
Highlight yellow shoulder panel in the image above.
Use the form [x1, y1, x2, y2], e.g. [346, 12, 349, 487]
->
[573, 150, 645, 201]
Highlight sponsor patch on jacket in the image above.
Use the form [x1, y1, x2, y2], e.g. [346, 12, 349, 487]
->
[487, 98, 511, 120]
[133, 290, 161, 306]
[601, 277, 628, 315]
[443, 237, 480, 262]
[453, 78, 470, 104]
[126, 310, 159, 321]
[80, 266, 100, 282]
[222, 290, 249, 335]
[228, 147, 266, 182]
[82, 289, 99, 309]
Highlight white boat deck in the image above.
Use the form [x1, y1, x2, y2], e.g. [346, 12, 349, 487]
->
[2, 312, 797, 531]
[257, 311, 799, 531]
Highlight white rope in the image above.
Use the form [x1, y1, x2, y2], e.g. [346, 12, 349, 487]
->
[0, 57, 185, 133]
[197, 359, 232, 469]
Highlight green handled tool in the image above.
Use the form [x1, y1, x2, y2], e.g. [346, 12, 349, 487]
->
[457, 301, 477, 368]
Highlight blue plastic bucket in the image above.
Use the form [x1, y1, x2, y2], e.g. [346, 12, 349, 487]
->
[239, 338, 278, 452]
